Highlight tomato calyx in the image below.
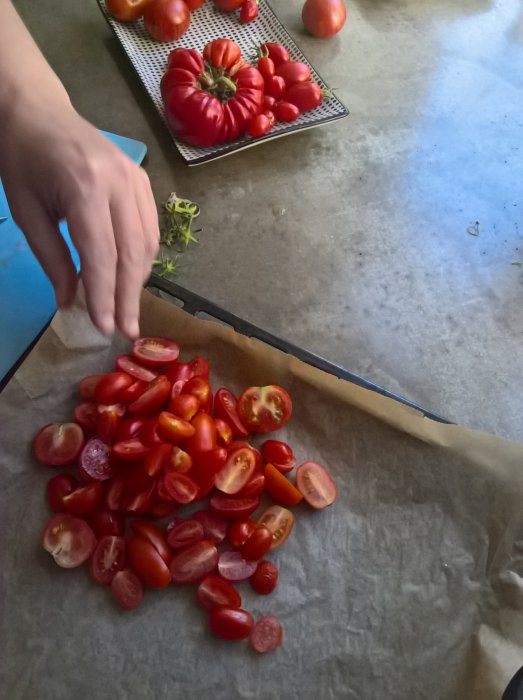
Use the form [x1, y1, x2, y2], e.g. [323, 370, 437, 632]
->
[197, 64, 238, 101]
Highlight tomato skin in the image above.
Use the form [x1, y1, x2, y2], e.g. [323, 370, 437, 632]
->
[79, 374, 104, 401]
[241, 526, 272, 561]
[128, 375, 171, 416]
[159, 471, 198, 504]
[95, 372, 133, 405]
[284, 81, 323, 112]
[257, 56, 275, 79]
[249, 560, 278, 595]
[140, 418, 165, 447]
[257, 505, 294, 550]
[210, 493, 260, 520]
[118, 379, 146, 403]
[114, 418, 146, 443]
[227, 518, 257, 548]
[237, 385, 293, 433]
[47, 473, 79, 512]
[62, 481, 104, 516]
[115, 355, 158, 383]
[240, 0, 259, 23]
[125, 483, 156, 515]
[302, 0, 347, 37]
[144, 0, 191, 41]
[168, 393, 200, 421]
[215, 446, 257, 495]
[296, 461, 337, 509]
[274, 101, 300, 122]
[263, 94, 276, 110]
[191, 510, 229, 544]
[248, 113, 272, 138]
[105, 475, 127, 512]
[158, 411, 196, 441]
[88, 508, 124, 538]
[275, 61, 311, 86]
[236, 473, 265, 498]
[261, 42, 290, 67]
[169, 539, 219, 584]
[127, 536, 172, 588]
[184, 0, 205, 10]
[132, 337, 180, 366]
[261, 440, 295, 470]
[188, 356, 210, 379]
[111, 568, 144, 609]
[212, 0, 245, 13]
[184, 413, 217, 455]
[209, 606, 254, 641]
[42, 513, 97, 568]
[181, 376, 212, 411]
[165, 446, 193, 473]
[130, 519, 171, 563]
[264, 463, 303, 506]
[112, 438, 150, 462]
[250, 615, 283, 653]
[167, 47, 204, 73]
[166, 519, 204, 549]
[33, 423, 85, 467]
[265, 75, 286, 99]
[214, 388, 249, 438]
[91, 536, 126, 585]
[74, 402, 99, 433]
[214, 418, 233, 447]
[197, 575, 241, 610]
[106, 0, 152, 22]
[148, 497, 177, 519]
[228, 440, 262, 470]
[143, 443, 171, 477]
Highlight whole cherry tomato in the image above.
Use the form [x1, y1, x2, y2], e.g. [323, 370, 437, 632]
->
[209, 606, 254, 640]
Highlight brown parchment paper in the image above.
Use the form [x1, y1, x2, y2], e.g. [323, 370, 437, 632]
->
[1, 290, 522, 700]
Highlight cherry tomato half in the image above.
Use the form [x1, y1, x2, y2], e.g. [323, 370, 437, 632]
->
[95, 372, 133, 405]
[197, 575, 241, 610]
[257, 505, 294, 550]
[191, 510, 229, 544]
[33, 423, 85, 466]
[128, 375, 171, 416]
[237, 385, 292, 433]
[168, 393, 200, 421]
[159, 472, 198, 504]
[261, 440, 295, 471]
[42, 513, 96, 568]
[166, 519, 204, 549]
[112, 438, 150, 462]
[218, 550, 258, 581]
[209, 606, 254, 641]
[264, 463, 303, 506]
[157, 411, 195, 441]
[79, 438, 113, 480]
[130, 519, 171, 562]
[88, 508, 124, 538]
[250, 615, 283, 653]
[169, 539, 218, 584]
[79, 374, 104, 401]
[241, 526, 273, 561]
[236, 473, 265, 498]
[210, 493, 260, 520]
[111, 568, 144, 609]
[46, 473, 79, 512]
[214, 388, 249, 438]
[132, 336, 180, 366]
[115, 355, 158, 383]
[91, 535, 126, 585]
[214, 446, 257, 495]
[127, 535, 172, 588]
[227, 519, 257, 548]
[249, 560, 279, 595]
[182, 376, 212, 411]
[62, 481, 104, 516]
[296, 461, 337, 509]
[184, 413, 217, 455]
[74, 402, 99, 433]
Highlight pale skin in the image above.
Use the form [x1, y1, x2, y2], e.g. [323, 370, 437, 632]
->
[0, 0, 160, 338]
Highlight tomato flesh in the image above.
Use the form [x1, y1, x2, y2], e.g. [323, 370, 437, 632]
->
[191, 510, 229, 544]
[250, 615, 283, 653]
[257, 505, 294, 550]
[209, 606, 254, 641]
[91, 535, 126, 585]
[111, 568, 144, 609]
[210, 493, 260, 520]
[169, 539, 218, 584]
[197, 575, 241, 610]
[42, 513, 96, 568]
[166, 519, 204, 549]
[264, 463, 303, 506]
[159, 472, 198, 504]
[296, 461, 337, 509]
[237, 385, 292, 433]
[132, 336, 180, 366]
[33, 422, 85, 466]
[79, 438, 113, 480]
[218, 550, 258, 581]
[214, 447, 256, 495]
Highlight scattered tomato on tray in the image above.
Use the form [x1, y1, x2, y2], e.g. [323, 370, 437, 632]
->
[302, 0, 347, 38]
[33, 336, 337, 653]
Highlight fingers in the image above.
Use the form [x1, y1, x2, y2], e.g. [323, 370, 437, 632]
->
[65, 198, 117, 336]
[135, 167, 160, 284]
[14, 199, 78, 309]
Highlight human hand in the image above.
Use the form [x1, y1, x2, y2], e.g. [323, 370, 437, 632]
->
[0, 99, 159, 338]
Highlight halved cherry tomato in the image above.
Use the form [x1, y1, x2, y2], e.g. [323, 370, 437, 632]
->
[62, 481, 104, 516]
[192, 447, 228, 477]
[165, 361, 192, 386]
[264, 463, 303, 506]
[236, 473, 265, 498]
[275, 60, 311, 86]
[182, 376, 212, 411]
[214, 446, 257, 495]
[91, 535, 126, 585]
[106, 0, 152, 22]
[249, 559, 278, 595]
[165, 446, 193, 473]
[159, 472, 198, 504]
[210, 493, 260, 520]
[166, 519, 204, 549]
[119, 379, 146, 403]
[47, 473, 79, 512]
[191, 510, 229, 544]
[130, 519, 171, 562]
[273, 101, 300, 122]
[140, 418, 164, 446]
[184, 413, 217, 455]
[214, 389, 249, 438]
[115, 417, 148, 443]
[78, 438, 113, 481]
[214, 418, 233, 447]
[142, 443, 170, 477]
[127, 535, 171, 588]
[105, 475, 127, 512]
[132, 336, 180, 366]
[88, 508, 124, 538]
[248, 113, 272, 138]
[261, 440, 295, 472]
[123, 465, 154, 497]
[241, 526, 272, 561]
[218, 550, 258, 581]
[250, 615, 283, 653]
[128, 375, 171, 415]
[209, 606, 254, 641]
[264, 75, 286, 99]
[111, 568, 144, 609]
[261, 42, 290, 66]
[115, 355, 158, 383]
[74, 403, 99, 433]
[97, 407, 123, 445]
[95, 372, 133, 405]
[257, 505, 294, 550]
[188, 356, 210, 379]
[296, 461, 337, 509]
[168, 393, 200, 421]
[33, 422, 85, 466]
[228, 441, 262, 470]
[227, 518, 257, 548]
[169, 539, 218, 584]
[79, 374, 104, 401]
[197, 575, 241, 610]
[42, 513, 96, 568]
[124, 482, 156, 515]
[112, 438, 150, 462]
[237, 385, 292, 433]
[158, 411, 195, 441]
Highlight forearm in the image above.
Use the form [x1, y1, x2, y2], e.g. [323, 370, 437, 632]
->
[0, 0, 70, 135]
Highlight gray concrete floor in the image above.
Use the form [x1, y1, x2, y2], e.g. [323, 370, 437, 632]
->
[14, 0, 523, 440]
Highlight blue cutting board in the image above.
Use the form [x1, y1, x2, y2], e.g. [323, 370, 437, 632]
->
[0, 130, 147, 383]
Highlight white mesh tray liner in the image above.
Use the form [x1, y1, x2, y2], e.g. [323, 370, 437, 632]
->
[97, 0, 349, 165]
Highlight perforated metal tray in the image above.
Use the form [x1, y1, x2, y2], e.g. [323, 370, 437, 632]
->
[96, 0, 349, 165]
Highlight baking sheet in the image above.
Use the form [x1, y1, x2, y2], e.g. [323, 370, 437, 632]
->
[1, 290, 522, 700]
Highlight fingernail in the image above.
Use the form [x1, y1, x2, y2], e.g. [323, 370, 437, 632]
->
[126, 319, 140, 340]
[99, 314, 115, 336]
